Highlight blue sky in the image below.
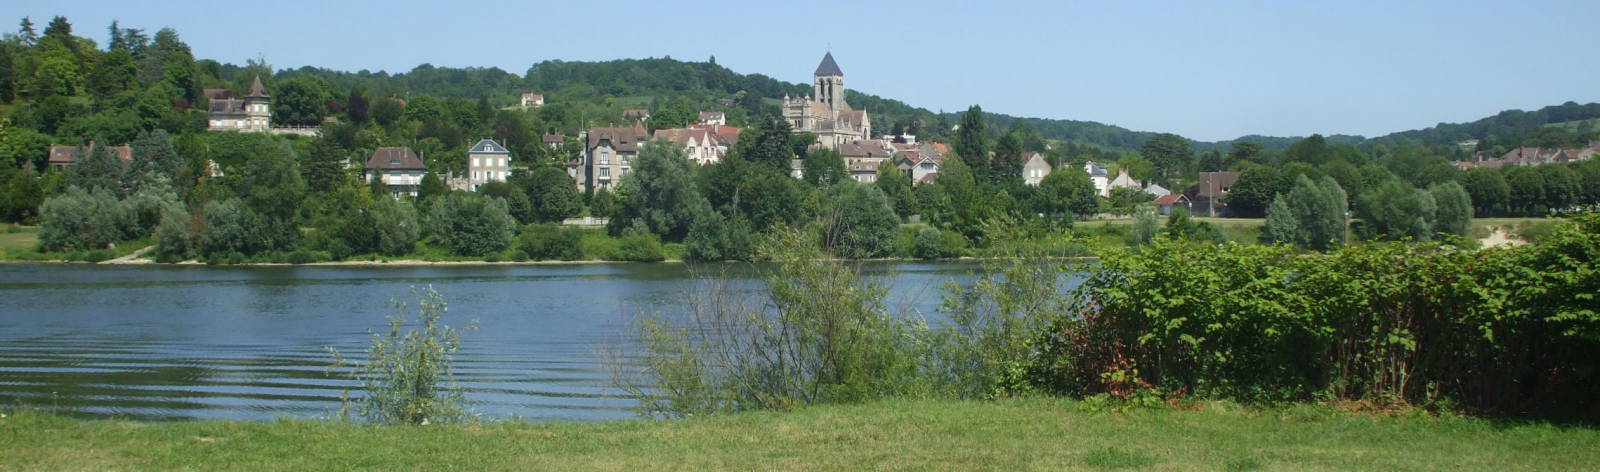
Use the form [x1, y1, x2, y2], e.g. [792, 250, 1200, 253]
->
[11, 0, 1599, 141]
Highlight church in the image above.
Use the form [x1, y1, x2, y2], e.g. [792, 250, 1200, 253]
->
[782, 52, 871, 149]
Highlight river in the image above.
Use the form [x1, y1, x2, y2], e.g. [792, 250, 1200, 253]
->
[0, 262, 977, 422]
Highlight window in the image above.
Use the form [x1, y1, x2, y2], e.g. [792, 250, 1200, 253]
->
[473, 158, 480, 168]
[599, 168, 610, 178]
[600, 151, 610, 165]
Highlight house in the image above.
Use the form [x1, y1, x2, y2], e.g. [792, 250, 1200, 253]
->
[1186, 171, 1240, 217]
[1153, 194, 1191, 215]
[1108, 171, 1141, 193]
[1084, 161, 1110, 196]
[781, 52, 871, 149]
[46, 142, 132, 170]
[1022, 151, 1052, 186]
[208, 75, 271, 132]
[364, 147, 427, 197]
[653, 127, 723, 165]
[542, 134, 565, 150]
[1144, 183, 1171, 197]
[1456, 143, 1598, 170]
[838, 140, 894, 183]
[579, 123, 650, 192]
[895, 142, 947, 185]
[698, 111, 726, 126]
[520, 93, 544, 108]
[622, 109, 651, 121]
[461, 139, 511, 191]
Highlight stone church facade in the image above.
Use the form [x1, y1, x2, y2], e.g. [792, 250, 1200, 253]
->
[781, 52, 870, 149]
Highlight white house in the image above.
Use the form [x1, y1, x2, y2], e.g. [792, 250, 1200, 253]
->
[1084, 161, 1110, 197]
[1022, 151, 1052, 186]
[364, 147, 427, 197]
[463, 138, 511, 191]
[520, 93, 544, 107]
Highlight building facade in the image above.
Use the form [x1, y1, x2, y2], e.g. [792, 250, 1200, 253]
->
[781, 52, 871, 149]
[462, 139, 511, 191]
[364, 147, 427, 197]
[1022, 152, 1052, 186]
[208, 76, 271, 132]
[578, 124, 649, 192]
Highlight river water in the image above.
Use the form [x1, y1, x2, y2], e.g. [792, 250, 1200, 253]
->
[0, 262, 975, 422]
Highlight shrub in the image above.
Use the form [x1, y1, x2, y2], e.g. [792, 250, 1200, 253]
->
[328, 286, 475, 424]
[912, 227, 949, 260]
[518, 224, 583, 261]
[38, 186, 131, 251]
[201, 199, 271, 257]
[425, 192, 515, 257]
[820, 183, 899, 259]
[1127, 204, 1159, 246]
[610, 233, 665, 262]
[153, 206, 193, 260]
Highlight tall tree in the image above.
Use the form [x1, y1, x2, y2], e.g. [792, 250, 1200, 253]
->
[70, 145, 124, 194]
[1141, 133, 1193, 181]
[990, 131, 1023, 186]
[802, 147, 846, 187]
[1429, 181, 1472, 238]
[608, 142, 709, 239]
[301, 136, 347, 194]
[17, 17, 38, 46]
[272, 75, 334, 126]
[128, 130, 182, 184]
[1036, 166, 1099, 222]
[873, 159, 914, 218]
[953, 105, 990, 183]
[732, 114, 794, 171]
[346, 88, 370, 123]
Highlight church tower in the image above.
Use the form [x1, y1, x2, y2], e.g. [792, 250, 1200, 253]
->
[813, 52, 847, 112]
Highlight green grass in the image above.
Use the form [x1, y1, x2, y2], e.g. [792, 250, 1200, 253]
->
[0, 226, 151, 262]
[0, 224, 39, 257]
[3, 398, 1595, 471]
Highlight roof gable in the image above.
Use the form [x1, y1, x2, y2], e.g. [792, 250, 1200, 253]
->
[469, 139, 509, 154]
[815, 52, 844, 76]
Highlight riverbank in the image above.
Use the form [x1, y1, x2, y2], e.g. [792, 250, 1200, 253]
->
[4, 398, 1595, 471]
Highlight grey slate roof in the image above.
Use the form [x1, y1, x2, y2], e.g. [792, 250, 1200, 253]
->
[469, 139, 509, 154]
[1144, 183, 1170, 196]
[815, 52, 843, 76]
[1084, 161, 1108, 178]
[365, 147, 425, 170]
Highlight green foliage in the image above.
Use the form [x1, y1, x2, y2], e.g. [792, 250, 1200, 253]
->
[477, 181, 533, 224]
[1105, 187, 1154, 216]
[732, 114, 794, 171]
[1036, 168, 1099, 221]
[425, 192, 515, 256]
[609, 233, 665, 262]
[153, 205, 193, 260]
[937, 253, 1074, 398]
[1163, 207, 1193, 240]
[684, 210, 756, 262]
[589, 187, 615, 218]
[328, 286, 474, 425]
[609, 142, 709, 239]
[0, 127, 52, 171]
[200, 198, 276, 257]
[873, 159, 915, 218]
[516, 224, 584, 261]
[1127, 205, 1161, 246]
[802, 148, 846, 187]
[1358, 180, 1437, 240]
[820, 183, 898, 259]
[1263, 196, 1302, 245]
[1140, 133, 1193, 181]
[70, 144, 124, 194]
[911, 227, 965, 260]
[1223, 165, 1284, 218]
[1428, 181, 1473, 238]
[1035, 215, 1600, 418]
[1270, 175, 1348, 250]
[272, 75, 334, 126]
[622, 231, 933, 417]
[38, 186, 131, 251]
[0, 166, 43, 223]
[515, 166, 581, 223]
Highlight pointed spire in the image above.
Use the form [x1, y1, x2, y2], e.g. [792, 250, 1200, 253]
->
[246, 75, 269, 98]
[814, 52, 843, 76]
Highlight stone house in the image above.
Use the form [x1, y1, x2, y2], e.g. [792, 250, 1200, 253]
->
[579, 123, 649, 192]
[838, 140, 893, 183]
[47, 142, 132, 170]
[208, 75, 271, 132]
[653, 127, 723, 165]
[520, 93, 544, 107]
[543, 134, 565, 150]
[364, 147, 427, 197]
[462, 139, 511, 191]
[1108, 171, 1141, 193]
[1022, 151, 1052, 186]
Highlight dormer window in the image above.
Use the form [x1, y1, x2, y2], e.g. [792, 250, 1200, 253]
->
[389, 160, 400, 166]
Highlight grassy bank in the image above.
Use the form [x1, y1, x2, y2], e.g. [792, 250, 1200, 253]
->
[3, 398, 1595, 471]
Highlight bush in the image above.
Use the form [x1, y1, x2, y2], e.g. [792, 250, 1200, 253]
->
[38, 186, 133, 252]
[1127, 205, 1159, 246]
[425, 192, 516, 257]
[518, 224, 583, 261]
[153, 206, 193, 260]
[820, 183, 899, 259]
[328, 286, 475, 424]
[610, 233, 665, 262]
[911, 227, 966, 260]
[201, 199, 272, 257]
[1032, 213, 1600, 419]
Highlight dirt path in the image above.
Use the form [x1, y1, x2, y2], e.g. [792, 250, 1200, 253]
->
[1478, 226, 1522, 248]
[101, 245, 155, 264]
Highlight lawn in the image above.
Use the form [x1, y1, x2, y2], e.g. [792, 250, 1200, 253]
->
[0, 224, 38, 256]
[3, 398, 1595, 471]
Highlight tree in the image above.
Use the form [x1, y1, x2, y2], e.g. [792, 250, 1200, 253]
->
[1358, 180, 1436, 240]
[873, 159, 914, 218]
[1222, 165, 1283, 218]
[17, 17, 38, 46]
[820, 183, 899, 259]
[418, 173, 448, 204]
[989, 131, 1023, 185]
[1164, 207, 1194, 239]
[1429, 181, 1472, 239]
[477, 181, 534, 224]
[1106, 186, 1155, 216]
[371, 96, 404, 126]
[803, 147, 847, 187]
[608, 141, 710, 239]
[1282, 175, 1347, 250]
[1285, 134, 1330, 165]
[301, 136, 347, 194]
[1263, 196, 1302, 245]
[732, 114, 794, 171]
[0, 166, 43, 223]
[71, 145, 124, 194]
[38, 186, 130, 251]
[128, 130, 183, 184]
[1036, 167, 1098, 221]
[87, 49, 139, 99]
[1538, 164, 1579, 212]
[201, 198, 270, 257]
[425, 192, 516, 256]
[1227, 141, 1263, 168]
[517, 167, 582, 223]
[590, 187, 616, 218]
[272, 75, 333, 126]
[346, 88, 370, 123]
[953, 105, 990, 183]
[1463, 168, 1509, 217]
[1504, 166, 1546, 216]
[0, 128, 52, 171]
[1141, 133, 1193, 181]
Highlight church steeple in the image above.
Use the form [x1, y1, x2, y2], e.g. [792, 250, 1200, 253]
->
[812, 52, 847, 112]
[814, 52, 843, 77]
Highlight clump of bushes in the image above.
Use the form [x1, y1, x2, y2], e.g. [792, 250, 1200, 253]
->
[517, 224, 583, 261]
[1032, 212, 1600, 419]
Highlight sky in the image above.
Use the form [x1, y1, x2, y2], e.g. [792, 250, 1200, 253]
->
[10, 0, 1600, 141]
